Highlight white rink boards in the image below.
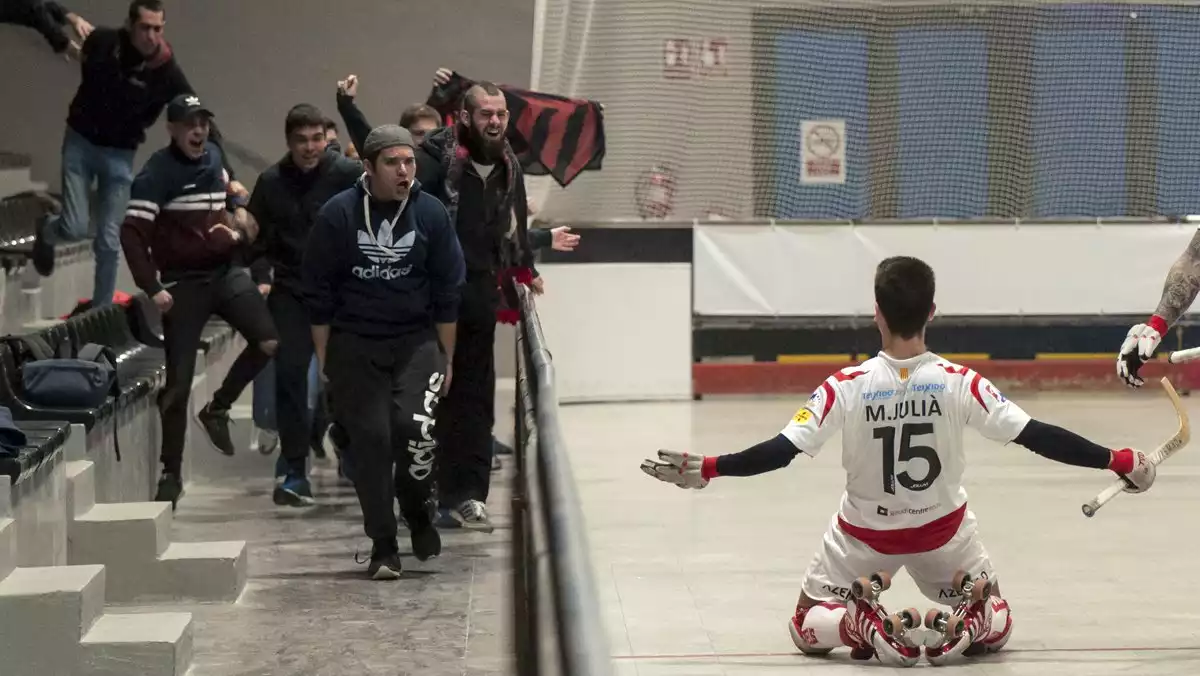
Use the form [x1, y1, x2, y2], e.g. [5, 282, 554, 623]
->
[561, 391, 1200, 675]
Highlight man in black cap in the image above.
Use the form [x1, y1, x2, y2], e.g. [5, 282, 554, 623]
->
[302, 124, 465, 579]
[120, 94, 277, 508]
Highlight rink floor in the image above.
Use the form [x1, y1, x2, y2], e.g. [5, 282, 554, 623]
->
[563, 388, 1200, 675]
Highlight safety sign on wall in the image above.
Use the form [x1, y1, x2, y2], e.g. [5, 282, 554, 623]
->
[800, 119, 846, 185]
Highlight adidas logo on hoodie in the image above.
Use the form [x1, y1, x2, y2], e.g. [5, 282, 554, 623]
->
[352, 216, 416, 280]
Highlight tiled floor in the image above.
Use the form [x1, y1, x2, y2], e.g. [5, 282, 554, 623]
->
[560, 389, 1200, 674]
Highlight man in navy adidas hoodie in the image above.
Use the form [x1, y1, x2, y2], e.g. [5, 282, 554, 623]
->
[302, 125, 465, 580]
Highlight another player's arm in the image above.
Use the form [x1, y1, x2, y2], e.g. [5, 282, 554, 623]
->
[964, 371, 1155, 492]
[1118, 229, 1200, 386]
[641, 378, 845, 488]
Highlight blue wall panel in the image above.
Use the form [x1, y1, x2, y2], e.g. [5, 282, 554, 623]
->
[1031, 21, 1127, 217]
[896, 29, 989, 218]
[770, 30, 869, 219]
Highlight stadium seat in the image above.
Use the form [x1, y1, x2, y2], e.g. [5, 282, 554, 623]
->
[0, 420, 69, 487]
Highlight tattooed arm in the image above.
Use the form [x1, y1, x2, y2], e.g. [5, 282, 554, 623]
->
[1117, 229, 1200, 387]
[1153, 229, 1200, 324]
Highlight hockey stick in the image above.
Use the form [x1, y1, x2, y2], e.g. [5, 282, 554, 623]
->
[1081, 376, 1190, 517]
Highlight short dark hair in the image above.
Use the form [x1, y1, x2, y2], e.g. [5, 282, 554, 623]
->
[462, 82, 504, 113]
[323, 117, 338, 132]
[128, 0, 164, 22]
[874, 256, 936, 339]
[284, 104, 326, 137]
[399, 104, 441, 129]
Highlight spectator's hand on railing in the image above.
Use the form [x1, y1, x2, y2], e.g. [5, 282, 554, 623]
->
[529, 276, 545, 295]
[550, 226, 580, 252]
[338, 75, 358, 99]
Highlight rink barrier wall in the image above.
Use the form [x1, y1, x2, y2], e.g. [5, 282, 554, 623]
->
[530, 219, 1199, 399]
[512, 284, 614, 676]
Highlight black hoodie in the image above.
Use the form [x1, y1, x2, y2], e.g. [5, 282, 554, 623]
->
[302, 176, 466, 338]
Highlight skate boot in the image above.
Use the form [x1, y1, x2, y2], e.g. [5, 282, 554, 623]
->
[842, 571, 922, 667]
[924, 570, 1011, 665]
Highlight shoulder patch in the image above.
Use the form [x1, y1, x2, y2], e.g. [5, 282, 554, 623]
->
[792, 408, 813, 424]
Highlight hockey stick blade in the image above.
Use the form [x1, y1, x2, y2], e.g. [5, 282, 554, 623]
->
[1082, 377, 1190, 517]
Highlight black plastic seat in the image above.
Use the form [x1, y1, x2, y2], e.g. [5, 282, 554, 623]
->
[0, 421, 70, 486]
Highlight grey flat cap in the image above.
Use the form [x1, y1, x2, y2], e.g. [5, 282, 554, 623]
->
[362, 124, 415, 160]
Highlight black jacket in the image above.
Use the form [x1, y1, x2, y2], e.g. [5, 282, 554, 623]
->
[1, 0, 72, 53]
[302, 177, 465, 338]
[415, 127, 536, 281]
[67, 27, 214, 153]
[245, 151, 363, 291]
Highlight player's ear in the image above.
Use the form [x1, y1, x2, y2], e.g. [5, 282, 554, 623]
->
[928, 302, 936, 321]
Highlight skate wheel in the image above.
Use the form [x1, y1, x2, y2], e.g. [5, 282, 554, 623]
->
[970, 577, 993, 603]
[923, 608, 944, 629]
[952, 570, 973, 595]
[945, 613, 966, 638]
[851, 576, 874, 600]
[900, 608, 921, 629]
[872, 570, 893, 591]
[883, 613, 907, 637]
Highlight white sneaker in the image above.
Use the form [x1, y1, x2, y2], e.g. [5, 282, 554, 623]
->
[256, 429, 279, 456]
[453, 499, 495, 533]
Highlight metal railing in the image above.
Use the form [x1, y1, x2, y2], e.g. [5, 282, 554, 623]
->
[511, 285, 613, 676]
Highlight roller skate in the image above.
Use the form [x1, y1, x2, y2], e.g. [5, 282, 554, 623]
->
[842, 571, 922, 667]
[924, 570, 1009, 665]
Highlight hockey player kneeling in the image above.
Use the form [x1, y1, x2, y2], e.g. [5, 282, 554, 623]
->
[641, 256, 1155, 667]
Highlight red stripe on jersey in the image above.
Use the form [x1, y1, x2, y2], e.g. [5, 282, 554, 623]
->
[834, 370, 868, 382]
[837, 504, 967, 555]
[819, 381, 835, 426]
[968, 371, 989, 413]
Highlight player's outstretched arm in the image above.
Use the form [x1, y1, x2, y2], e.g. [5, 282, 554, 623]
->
[1118, 229, 1200, 387]
[640, 435, 802, 489]
[1013, 419, 1155, 493]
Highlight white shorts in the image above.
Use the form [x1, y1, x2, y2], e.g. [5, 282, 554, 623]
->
[800, 509, 996, 605]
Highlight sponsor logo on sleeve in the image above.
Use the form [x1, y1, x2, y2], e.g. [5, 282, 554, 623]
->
[793, 408, 813, 424]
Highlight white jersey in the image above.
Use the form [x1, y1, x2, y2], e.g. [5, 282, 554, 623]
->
[780, 351, 1031, 534]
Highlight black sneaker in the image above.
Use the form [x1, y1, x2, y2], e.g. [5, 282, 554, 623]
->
[154, 473, 183, 510]
[404, 507, 441, 562]
[366, 539, 402, 580]
[197, 403, 235, 455]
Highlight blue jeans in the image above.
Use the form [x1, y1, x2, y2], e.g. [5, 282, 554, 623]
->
[253, 355, 320, 432]
[45, 128, 136, 307]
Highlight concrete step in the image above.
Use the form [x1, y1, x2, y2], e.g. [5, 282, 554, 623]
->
[80, 612, 194, 676]
[159, 540, 248, 602]
[0, 564, 106, 675]
[0, 518, 15, 581]
[65, 461, 96, 519]
[69, 501, 247, 603]
[70, 502, 172, 563]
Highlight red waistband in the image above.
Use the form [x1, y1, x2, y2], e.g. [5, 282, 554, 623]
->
[837, 503, 967, 555]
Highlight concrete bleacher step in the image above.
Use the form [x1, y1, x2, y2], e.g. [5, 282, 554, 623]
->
[65, 460, 96, 519]
[0, 517, 17, 583]
[66, 474, 247, 602]
[80, 612, 193, 676]
[0, 564, 106, 675]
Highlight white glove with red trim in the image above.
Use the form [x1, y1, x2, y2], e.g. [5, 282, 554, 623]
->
[640, 450, 711, 489]
[1110, 448, 1155, 494]
[1117, 316, 1168, 388]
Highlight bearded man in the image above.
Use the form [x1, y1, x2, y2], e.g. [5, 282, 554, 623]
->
[414, 81, 539, 532]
